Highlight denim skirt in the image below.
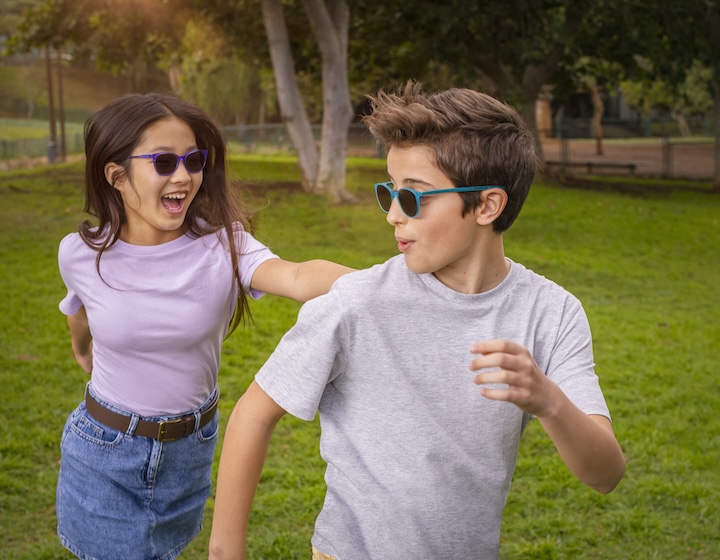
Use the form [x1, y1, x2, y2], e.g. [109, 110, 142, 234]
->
[57, 385, 219, 560]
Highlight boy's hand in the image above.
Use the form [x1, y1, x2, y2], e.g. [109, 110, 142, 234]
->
[470, 339, 626, 493]
[469, 339, 559, 418]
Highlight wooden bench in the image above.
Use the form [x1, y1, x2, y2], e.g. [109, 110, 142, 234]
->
[544, 161, 637, 174]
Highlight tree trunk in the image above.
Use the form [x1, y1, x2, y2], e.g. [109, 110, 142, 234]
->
[713, 81, 720, 191]
[167, 56, 181, 95]
[670, 109, 692, 137]
[476, 40, 572, 165]
[475, 60, 546, 163]
[590, 83, 604, 156]
[519, 97, 543, 162]
[521, 66, 555, 163]
[302, 0, 355, 203]
[44, 46, 57, 164]
[261, 0, 318, 191]
[56, 49, 67, 162]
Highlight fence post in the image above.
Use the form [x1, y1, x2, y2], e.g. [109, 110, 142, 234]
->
[559, 127, 569, 174]
[48, 140, 57, 165]
[661, 136, 672, 178]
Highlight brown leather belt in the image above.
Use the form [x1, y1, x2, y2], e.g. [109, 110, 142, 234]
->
[85, 390, 219, 442]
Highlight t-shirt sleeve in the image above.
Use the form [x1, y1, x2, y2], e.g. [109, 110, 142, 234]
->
[546, 298, 611, 421]
[57, 234, 84, 316]
[233, 223, 280, 299]
[255, 289, 348, 421]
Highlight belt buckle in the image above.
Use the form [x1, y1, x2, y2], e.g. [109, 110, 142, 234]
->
[157, 418, 186, 442]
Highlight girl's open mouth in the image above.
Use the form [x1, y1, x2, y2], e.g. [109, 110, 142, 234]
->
[161, 193, 186, 213]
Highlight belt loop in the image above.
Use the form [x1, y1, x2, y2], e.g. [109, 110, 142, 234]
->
[126, 414, 140, 437]
[192, 409, 201, 434]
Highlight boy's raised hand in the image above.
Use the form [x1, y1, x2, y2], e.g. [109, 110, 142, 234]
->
[469, 339, 561, 417]
[470, 339, 626, 493]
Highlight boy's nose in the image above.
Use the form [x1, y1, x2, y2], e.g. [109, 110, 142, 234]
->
[386, 197, 406, 225]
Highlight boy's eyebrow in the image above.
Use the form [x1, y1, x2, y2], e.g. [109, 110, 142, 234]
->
[392, 177, 436, 190]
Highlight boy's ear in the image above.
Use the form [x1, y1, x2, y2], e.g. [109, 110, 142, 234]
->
[475, 188, 508, 226]
[104, 162, 126, 191]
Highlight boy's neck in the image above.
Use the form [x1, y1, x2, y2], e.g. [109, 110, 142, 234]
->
[433, 237, 509, 295]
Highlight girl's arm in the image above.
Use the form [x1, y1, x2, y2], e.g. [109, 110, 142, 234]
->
[67, 306, 93, 374]
[250, 259, 355, 302]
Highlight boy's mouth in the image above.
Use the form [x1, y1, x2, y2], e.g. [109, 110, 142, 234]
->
[161, 192, 187, 213]
[397, 239, 413, 252]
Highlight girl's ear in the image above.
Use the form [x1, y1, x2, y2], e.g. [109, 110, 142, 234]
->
[475, 188, 508, 226]
[104, 162, 126, 191]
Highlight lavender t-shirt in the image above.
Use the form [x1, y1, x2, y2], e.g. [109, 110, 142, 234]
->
[58, 224, 277, 416]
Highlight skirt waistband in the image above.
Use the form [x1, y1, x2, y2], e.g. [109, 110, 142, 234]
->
[84, 390, 219, 442]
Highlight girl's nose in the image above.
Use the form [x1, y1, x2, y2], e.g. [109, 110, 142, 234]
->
[170, 161, 193, 182]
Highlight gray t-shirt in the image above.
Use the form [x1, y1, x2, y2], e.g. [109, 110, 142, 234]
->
[256, 255, 610, 560]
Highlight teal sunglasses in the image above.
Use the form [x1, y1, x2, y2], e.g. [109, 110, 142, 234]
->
[373, 181, 506, 218]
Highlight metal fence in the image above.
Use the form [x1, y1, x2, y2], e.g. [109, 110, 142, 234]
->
[0, 135, 85, 161]
[0, 123, 381, 163]
[222, 123, 381, 157]
[542, 117, 715, 180]
[1, 119, 715, 181]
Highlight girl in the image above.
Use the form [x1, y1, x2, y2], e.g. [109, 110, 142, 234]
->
[56, 93, 352, 560]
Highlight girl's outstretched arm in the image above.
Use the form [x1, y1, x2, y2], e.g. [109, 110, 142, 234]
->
[251, 259, 355, 302]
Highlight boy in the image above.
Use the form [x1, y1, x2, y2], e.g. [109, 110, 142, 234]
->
[209, 82, 625, 560]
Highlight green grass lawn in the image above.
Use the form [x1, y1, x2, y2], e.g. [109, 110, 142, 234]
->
[1, 155, 718, 559]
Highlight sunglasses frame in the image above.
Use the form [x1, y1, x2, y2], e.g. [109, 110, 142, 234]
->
[127, 149, 209, 176]
[373, 181, 506, 218]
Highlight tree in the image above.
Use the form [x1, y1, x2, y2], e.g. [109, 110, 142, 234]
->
[85, 0, 190, 91]
[300, 0, 354, 201]
[617, 1, 720, 189]
[5, 0, 89, 162]
[347, 0, 611, 162]
[261, 0, 318, 194]
[552, 56, 626, 156]
[251, 0, 355, 201]
[198, 0, 356, 201]
[620, 61, 713, 138]
[178, 19, 259, 124]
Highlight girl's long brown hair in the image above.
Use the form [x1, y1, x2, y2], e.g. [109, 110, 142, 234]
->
[82, 92, 252, 333]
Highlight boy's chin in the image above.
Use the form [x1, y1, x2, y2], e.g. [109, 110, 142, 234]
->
[402, 255, 435, 276]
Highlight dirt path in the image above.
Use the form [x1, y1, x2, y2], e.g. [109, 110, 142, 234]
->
[541, 138, 714, 181]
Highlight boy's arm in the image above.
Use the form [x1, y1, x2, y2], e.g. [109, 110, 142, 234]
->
[251, 258, 355, 302]
[470, 339, 625, 494]
[209, 381, 287, 560]
[67, 306, 92, 374]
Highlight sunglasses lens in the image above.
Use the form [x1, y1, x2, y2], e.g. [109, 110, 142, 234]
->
[398, 189, 418, 217]
[154, 154, 179, 175]
[376, 183, 393, 212]
[185, 150, 206, 173]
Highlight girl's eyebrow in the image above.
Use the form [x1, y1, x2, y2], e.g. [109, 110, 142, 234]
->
[145, 146, 198, 154]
